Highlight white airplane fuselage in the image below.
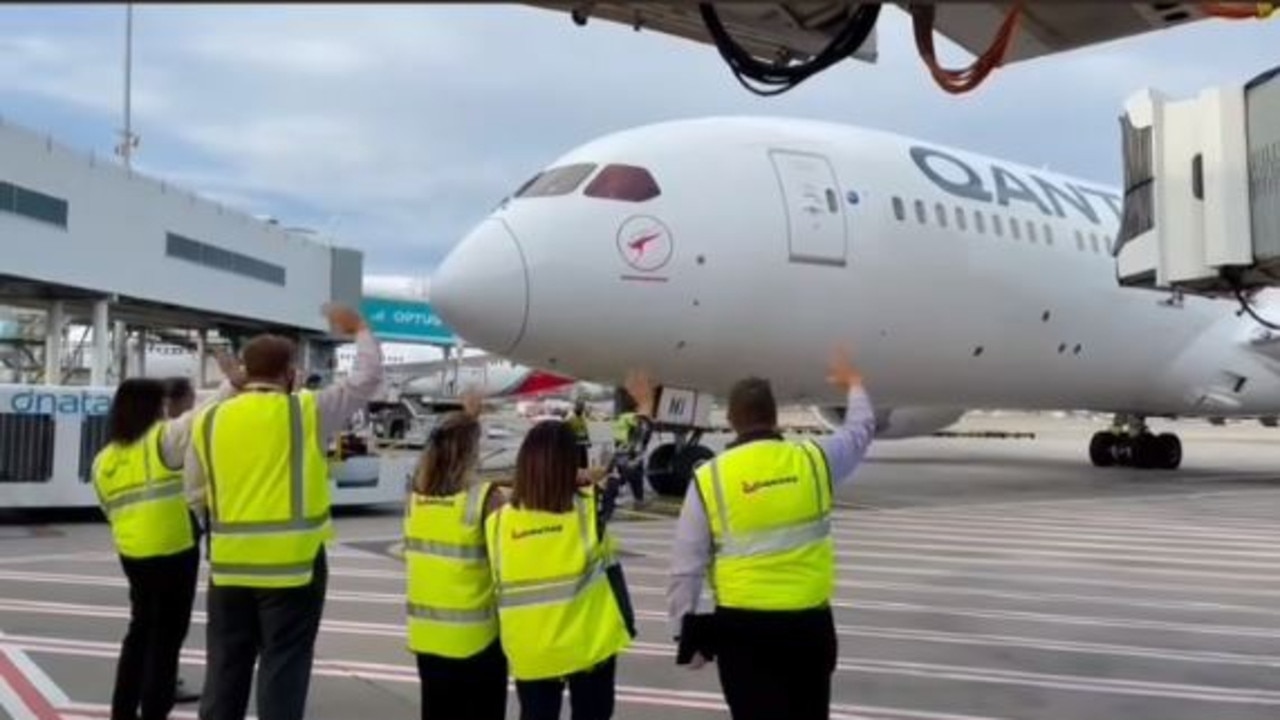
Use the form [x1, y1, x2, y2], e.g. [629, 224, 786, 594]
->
[431, 117, 1280, 425]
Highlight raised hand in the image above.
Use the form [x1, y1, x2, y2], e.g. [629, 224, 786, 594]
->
[212, 348, 246, 389]
[322, 303, 366, 336]
[624, 369, 657, 416]
[461, 388, 484, 418]
[826, 345, 863, 391]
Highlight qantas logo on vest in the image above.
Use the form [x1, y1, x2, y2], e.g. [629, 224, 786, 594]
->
[511, 524, 563, 540]
[742, 476, 799, 495]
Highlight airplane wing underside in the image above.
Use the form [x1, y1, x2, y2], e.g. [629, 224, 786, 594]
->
[929, 3, 1209, 64]
[526, 2, 1225, 72]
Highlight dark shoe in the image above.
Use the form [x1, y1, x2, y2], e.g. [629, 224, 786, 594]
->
[174, 677, 201, 703]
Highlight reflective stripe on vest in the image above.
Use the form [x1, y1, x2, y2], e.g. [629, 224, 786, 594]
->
[198, 391, 332, 588]
[696, 439, 834, 611]
[92, 422, 194, 559]
[404, 481, 499, 658]
[487, 488, 630, 680]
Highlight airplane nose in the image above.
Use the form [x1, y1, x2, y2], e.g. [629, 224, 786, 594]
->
[431, 219, 529, 355]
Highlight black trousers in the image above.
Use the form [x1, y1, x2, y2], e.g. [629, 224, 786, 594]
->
[620, 463, 644, 502]
[416, 639, 508, 720]
[199, 549, 328, 720]
[714, 606, 837, 720]
[112, 546, 200, 720]
[515, 656, 616, 720]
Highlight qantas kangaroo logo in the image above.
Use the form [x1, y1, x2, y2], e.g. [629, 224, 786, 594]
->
[627, 231, 663, 260]
[616, 216, 673, 274]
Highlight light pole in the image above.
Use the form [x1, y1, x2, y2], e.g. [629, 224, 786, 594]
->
[116, 2, 138, 168]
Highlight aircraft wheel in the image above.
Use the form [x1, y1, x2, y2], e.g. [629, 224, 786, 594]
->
[646, 444, 682, 497]
[1156, 433, 1182, 470]
[646, 443, 716, 498]
[1089, 431, 1117, 467]
[1132, 433, 1162, 470]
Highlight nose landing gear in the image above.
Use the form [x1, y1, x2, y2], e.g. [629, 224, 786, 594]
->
[1089, 415, 1182, 470]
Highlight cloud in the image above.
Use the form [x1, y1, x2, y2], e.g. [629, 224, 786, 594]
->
[0, 4, 1277, 277]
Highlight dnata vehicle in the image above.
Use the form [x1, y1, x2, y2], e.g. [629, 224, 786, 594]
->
[0, 383, 405, 509]
[431, 116, 1280, 494]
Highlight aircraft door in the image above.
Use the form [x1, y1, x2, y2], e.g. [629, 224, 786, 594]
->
[769, 149, 848, 267]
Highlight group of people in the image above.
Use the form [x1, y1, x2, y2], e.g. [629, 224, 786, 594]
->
[92, 300, 877, 720]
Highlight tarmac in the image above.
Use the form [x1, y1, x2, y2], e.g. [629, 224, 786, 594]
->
[5, 413, 1280, 718]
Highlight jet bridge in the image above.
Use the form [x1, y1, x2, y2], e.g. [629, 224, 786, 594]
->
[1113, 65, 1280, 304]
[0, 117, 364, 385]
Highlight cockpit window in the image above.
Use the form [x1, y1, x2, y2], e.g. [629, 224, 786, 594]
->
[516, 163, 597, 198]
[583, 164, 661, 202]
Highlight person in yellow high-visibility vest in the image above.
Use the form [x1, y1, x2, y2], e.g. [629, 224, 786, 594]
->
[185, 304, 384, 720]
[93, 355, 238, 720]
[664, 348, 876, 720]
[566, 399, 592, 468]
[404, 391, 507, 720]
[485, 419, 638, 720]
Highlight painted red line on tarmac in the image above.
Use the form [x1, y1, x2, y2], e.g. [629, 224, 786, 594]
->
[0, 649, 61, 720]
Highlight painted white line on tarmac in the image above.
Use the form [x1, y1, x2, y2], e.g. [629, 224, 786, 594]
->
[0, 634, 1008, 720]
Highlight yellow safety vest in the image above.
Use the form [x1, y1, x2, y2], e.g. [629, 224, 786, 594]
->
[92, 422, 194, 559]
[193, 390, 333, 588]
[694, 439, 834, 610]
[612, 413, 636, 445]
[567, 414, 590, 443]
[485, 487, 630, 680]
[404, 481, 499, 658]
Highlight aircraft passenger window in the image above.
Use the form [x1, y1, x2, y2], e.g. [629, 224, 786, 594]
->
[583, 164, 661, 202]
[992, 214, 1003, 237]
[974, 212, 986, 234]
[825, 189, 838, 213]
[516, 163, 597, 198]
[935, 203, 948, 228]
[1010, 218, 1021, 240]
[954, 206, 967, 231]
[1044, 225, 1054, 246]
[1026, 221, 1038, 244]
[1075, 230, 1085, 251]
[1104, 235, 1114, 254]
[1090, 234, 1100, 253]
[914, 200, 926, 224]
[892, 197, 905, 222]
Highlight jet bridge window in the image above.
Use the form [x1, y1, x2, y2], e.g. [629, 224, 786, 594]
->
[583, 164, 661, 202]
[517, 163, 597, 198]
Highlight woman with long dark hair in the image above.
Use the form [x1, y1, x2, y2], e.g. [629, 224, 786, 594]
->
[92, 360, 236, 720]
[485, 414, 638, 720]
[404, 393, 508, 720]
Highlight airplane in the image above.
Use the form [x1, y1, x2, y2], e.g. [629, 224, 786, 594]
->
[528, 3, 1267, 94]
[386, 353, 580, 399]
[429, 114, 1280, 496]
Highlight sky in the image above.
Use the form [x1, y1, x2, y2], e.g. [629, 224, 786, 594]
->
[2, 4, 1278, 285]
